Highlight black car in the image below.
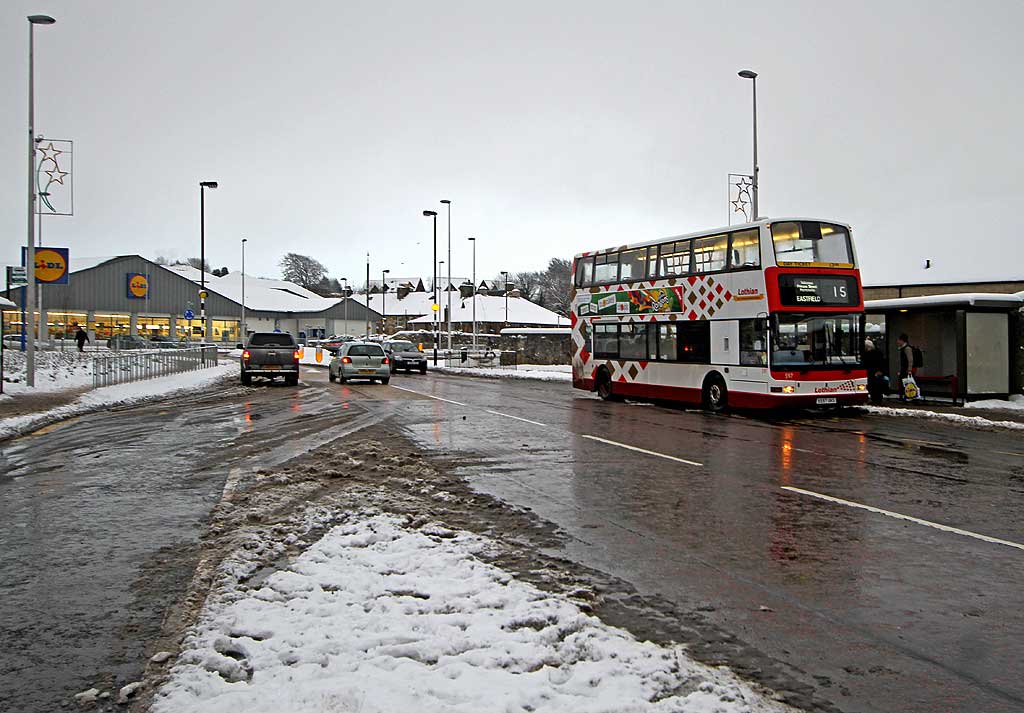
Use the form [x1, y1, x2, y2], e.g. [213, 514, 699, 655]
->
[382, 340, 427, 374]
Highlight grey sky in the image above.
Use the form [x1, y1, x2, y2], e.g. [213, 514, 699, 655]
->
[3, 1, 1021, 287]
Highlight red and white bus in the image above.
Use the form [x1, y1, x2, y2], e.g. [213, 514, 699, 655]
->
[570, 218, 868, 409]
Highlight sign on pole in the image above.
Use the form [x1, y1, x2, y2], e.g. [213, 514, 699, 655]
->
[183, 309, 195, 320]
[6, 267, 27, 288]
[21, 246, 69, 284]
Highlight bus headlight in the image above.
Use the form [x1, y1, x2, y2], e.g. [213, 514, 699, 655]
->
[782, 385, 796, 394]
[857, 383, 867, 391]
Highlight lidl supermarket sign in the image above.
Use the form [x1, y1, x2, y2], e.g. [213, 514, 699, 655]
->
[127, 273, 149, 299]
[21, 246, 69, 284]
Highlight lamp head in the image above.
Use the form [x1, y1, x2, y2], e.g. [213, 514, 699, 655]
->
[440, 199, 451, 205]
[468, 236, 475, 241]
[28, 15, 56, 24]
[423, 210, 437, 217]
[200, 181, 219, 189]
[738, 69, 758, 79]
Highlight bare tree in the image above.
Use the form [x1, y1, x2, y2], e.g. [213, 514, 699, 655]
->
[279, 253, 328, 290]
[537, 258, 572, 315]
[513, 270, 544, 304]
[185, 257, 212, 272]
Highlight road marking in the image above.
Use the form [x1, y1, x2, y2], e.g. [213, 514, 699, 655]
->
[781, 486, 1024, 553]
[486, 410, 547, 427]
[390, 384, 467, 406]
[581, 434, 702, 467]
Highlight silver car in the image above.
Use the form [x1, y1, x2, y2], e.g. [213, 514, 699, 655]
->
[329, 341, 391, 384]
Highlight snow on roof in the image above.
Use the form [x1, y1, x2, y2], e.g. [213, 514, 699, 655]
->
[0, 296, 16, 308]
[409, 295, 569, 326]
[205, 271, 342, 313]
[69, 256, 119, 273]
[499, 327, 571, 335]
[866, 292, 1024, 310]
[357, 291, 439, 318]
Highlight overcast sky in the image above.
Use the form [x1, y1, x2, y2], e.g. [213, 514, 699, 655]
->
[2, 0, 1021, 287]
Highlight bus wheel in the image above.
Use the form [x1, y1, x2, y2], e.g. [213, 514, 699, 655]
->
[595, 368, 621, 402]
[703, 373, 728, 412]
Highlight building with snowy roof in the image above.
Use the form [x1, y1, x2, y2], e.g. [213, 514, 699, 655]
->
[2, 255, 381, 345]
[407, 294, 569, 333]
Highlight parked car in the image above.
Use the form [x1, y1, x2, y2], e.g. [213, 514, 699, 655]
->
[329, 341, 390, 384]
[321, 334, 355, 353]
[241, 332, 300, 386]
[106, 335, 152, 350]
[382, 340, 427, 374]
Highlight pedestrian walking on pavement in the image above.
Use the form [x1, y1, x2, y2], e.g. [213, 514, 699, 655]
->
[896, 332, 922, 401]
[75, 326, 89, 353]
[863, 338, 887, 405]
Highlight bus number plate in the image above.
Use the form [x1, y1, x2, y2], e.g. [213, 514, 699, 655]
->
[816, 397, 837, 405]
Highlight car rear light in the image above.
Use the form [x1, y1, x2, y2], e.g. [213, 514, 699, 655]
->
[382, 357, 389, 365]
[341, 356, 352, 364]
[293, 350, 301, 361]
[242, 349, 250, 361]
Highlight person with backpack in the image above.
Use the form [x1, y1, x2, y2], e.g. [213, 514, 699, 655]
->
[896, 333, 923, 400]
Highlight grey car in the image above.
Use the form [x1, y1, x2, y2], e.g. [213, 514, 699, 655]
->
[329, 341, 390, 384]
[382, 339, 428, 374]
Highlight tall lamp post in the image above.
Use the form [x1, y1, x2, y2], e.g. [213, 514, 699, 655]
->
[501, 270, 509, 327]
[25, 14, 56, 387]
[381, 269, 390, 336]
[340, 277, 349, 335]
[241, 238, 247, 341]
[422, 210, 438, 365]
[199, 180, 218, 340]
[440, 199, 452, 350]
[468, 237, 477, 349]
[738, 69, 759, 220]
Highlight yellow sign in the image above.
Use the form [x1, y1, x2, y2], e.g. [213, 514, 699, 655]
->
[128, 273, 149, 298]
[431, 303, 440, 311]
[34, 248, 68, 283]
[198, 290, 209, 299]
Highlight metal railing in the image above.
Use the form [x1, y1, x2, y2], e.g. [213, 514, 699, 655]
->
[92, 346, 219, 388]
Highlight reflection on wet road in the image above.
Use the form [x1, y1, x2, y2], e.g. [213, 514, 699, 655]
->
[391, 372, 1024, 713]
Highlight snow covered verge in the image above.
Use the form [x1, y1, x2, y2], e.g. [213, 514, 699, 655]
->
[862, 405, 1024, 431]
[434, 363, 572, 383]
[0, 362, 236, 441]
[1, 349, 94, 394]
[962, 394, 1024, 412]
[152, 509, 792, 713]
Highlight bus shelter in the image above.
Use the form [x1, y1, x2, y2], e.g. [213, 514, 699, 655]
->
[864, 293, 1022, 402]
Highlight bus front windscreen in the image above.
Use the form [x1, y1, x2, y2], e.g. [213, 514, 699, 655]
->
[772, 221, 854, 267]
[770, 313, 862, 368]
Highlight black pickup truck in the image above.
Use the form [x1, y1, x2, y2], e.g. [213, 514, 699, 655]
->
[241, 332, 300, 386]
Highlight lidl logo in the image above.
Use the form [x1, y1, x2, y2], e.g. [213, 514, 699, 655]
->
[24, 247, 69, 284]
[127, 273, 149, 299]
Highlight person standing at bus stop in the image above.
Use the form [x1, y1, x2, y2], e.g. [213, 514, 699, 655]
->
[897, 333, 919, 400]
[863, 338, 887, 404]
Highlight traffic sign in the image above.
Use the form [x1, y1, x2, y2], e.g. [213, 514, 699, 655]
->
[6, 266, 27, 287]
[183, 309, 195, 320]
[198, 290, 208, 299]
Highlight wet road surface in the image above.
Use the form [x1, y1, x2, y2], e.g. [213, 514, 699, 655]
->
[2, 365, 1022, 712]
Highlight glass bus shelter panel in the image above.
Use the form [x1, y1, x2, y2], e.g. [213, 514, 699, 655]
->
[772, 221, 854, 266]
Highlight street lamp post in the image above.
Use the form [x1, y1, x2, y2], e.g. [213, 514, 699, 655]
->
[441, 199, 452, 351]
[381, 269, 390, 336]
[422, 210, 438, 365]
[501, 270, 509, 327]
[340, 277, 349, 334]
[738, 69, 759, 220]
[199, 181, 218, 340]
[25, 14, 56, 387]
[468, 237, 477, 349]
[241, 238, 247, 341]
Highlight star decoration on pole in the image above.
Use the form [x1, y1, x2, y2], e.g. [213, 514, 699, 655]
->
[728, 173, 753, 223]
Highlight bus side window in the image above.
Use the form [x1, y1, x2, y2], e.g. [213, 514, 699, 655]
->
[575, 256, 594, 287]
[729, 229, 760, 270]
[739, 318, 767, 365]
[594, 253, 619, 284]
[618, 249, 647, 283]
[677, 321, 710, 363]
[657, 324, 677, 361]
[693, 234, 728, 273]
[593, 324, 618, 358]
[659, 240, 691, 277]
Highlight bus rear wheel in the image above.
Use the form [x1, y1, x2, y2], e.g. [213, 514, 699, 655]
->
[702, 374, 728, 412]
[595, 368, 621, 402]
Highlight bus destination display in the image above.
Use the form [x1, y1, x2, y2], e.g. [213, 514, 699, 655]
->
[778, 275, 858, 306]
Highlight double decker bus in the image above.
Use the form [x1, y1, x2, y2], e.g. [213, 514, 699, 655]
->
[570, 218, 868, 410]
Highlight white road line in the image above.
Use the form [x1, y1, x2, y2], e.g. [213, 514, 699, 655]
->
[486, 410, 547, 427]
[781, 486, 1024, 552]
[390, 384, 467, 406]
[581, 434, 702, 467]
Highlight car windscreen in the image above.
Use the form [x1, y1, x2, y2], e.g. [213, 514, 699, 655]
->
[248, 333, 295, 347]
[387, 341, 417, 352]
[347, 345, 385, 357]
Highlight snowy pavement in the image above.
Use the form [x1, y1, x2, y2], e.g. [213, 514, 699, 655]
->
[433, 363, 572, 382]
[862, 403, 1024, 431]
[1, 349, 94, 394]
[0, 361, 236, 441]
[153, 511, 792, 713]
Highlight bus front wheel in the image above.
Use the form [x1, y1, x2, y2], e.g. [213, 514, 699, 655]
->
[702, 374, 728, 412]
[595, 368, 621, 402]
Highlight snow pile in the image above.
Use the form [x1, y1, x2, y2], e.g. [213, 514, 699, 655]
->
[435, 364, 572, 383]
[962, 394, 1024, 412]
[1, 349, 93, 394]
[0, 361, 235, 440]
[154, 514, 789, 713]
[863, 405, 1024, 431]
